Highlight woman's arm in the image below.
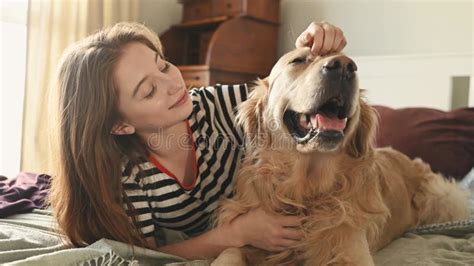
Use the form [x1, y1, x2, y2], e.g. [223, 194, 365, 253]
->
[152, 223, 238, 260]
[148, 208, 303, 260]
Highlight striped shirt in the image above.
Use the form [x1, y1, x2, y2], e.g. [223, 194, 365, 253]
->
[121, 84, 248, 238]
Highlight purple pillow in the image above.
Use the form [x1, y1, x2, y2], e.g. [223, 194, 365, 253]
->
[374, 106, 474, 180]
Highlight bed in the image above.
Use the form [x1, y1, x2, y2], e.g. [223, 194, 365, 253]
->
[0, 174, 473, 265]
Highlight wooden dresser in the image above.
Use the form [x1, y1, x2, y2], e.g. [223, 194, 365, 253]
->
[160, 0, 280, 88]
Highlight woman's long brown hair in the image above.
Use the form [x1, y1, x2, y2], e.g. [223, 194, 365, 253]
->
[48, 22, 163, 248]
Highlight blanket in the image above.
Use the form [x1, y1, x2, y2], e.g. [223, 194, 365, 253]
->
[0, 173, 50, 218]
[1, 172, 473, 266]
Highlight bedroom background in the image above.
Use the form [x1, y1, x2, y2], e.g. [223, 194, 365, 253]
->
[0, 0, 473, 178]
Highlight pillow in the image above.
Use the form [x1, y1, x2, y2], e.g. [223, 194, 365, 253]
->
[373, 106, 474, 180]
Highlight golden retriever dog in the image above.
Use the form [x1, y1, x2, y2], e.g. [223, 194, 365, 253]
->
[214, 48, 470, 266]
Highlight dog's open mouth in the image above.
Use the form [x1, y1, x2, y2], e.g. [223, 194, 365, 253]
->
[283, 97, 349, 144]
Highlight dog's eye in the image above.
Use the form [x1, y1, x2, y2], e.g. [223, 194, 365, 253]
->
[289, 57, 307, 65]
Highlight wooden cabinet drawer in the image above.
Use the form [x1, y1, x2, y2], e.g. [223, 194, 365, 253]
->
[182, 0, 212, 23]
[179, 66, 210, 88]
[213, 0, 243, 17]
[181, 0, 279, 24]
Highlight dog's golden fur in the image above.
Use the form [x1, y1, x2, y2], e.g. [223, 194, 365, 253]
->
[214, 49, 469, 265]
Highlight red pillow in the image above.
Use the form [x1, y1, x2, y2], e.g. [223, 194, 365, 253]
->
[373, 106, 474, 180]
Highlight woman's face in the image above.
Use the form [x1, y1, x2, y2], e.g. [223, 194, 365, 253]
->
[112, 42, 193, 137]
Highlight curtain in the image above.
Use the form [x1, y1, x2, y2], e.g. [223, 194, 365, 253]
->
[21, 0, 139, 173]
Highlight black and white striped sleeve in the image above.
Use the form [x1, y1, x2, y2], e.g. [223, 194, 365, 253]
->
[122, 180, 155, 238]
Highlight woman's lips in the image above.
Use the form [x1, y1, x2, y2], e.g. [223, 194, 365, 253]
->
[169, 91, 188, 110]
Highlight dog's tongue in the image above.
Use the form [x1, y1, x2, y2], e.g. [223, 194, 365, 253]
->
[310, 114, 347, 131]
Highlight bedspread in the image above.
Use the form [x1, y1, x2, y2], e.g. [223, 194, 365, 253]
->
[1, 173, 473, 266]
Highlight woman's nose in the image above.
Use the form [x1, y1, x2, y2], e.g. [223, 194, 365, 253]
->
[160, 74, 183, 95]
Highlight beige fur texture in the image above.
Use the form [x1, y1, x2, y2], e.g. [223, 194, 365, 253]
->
[214, 48, 470, 266]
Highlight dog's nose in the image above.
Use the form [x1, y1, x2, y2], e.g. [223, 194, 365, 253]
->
[322, 55, 357, 79]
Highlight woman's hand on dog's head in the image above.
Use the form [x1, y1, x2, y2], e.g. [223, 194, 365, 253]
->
[230, 207, 305, 252]
[295, 21, 346, 56]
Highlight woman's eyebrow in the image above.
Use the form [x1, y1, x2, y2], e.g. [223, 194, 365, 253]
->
[131, 52, 158, 98]
[132, 75, 149, 98]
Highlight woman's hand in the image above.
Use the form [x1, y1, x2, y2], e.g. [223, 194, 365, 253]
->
[229, 207, 305, 252]
[295, 21, 346, 56]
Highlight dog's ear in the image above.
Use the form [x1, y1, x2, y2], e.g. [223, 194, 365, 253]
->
[236, 78, 269, 145]
[346, 96, 378, 158]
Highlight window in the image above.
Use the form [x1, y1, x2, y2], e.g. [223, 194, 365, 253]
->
[0, 0, 28, 178]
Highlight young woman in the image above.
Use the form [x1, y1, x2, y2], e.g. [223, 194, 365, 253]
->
[49, 21, 346, 260]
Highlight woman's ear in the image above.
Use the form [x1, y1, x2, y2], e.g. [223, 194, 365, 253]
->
[111, 122, 135, 135]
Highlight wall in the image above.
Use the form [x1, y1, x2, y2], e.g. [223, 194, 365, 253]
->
[138, 0, 182, 35]
[278, 0, 473, 57]
[1, 1, 28, 177]
[279, 0, 473, 109]
[352, 53, 472, 110]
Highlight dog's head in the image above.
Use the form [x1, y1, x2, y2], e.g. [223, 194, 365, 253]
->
[239, 48, 377, 158]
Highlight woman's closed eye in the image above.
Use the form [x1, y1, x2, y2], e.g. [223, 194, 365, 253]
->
[144, 85, 156, 99]
[144, 60, 170, 99]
